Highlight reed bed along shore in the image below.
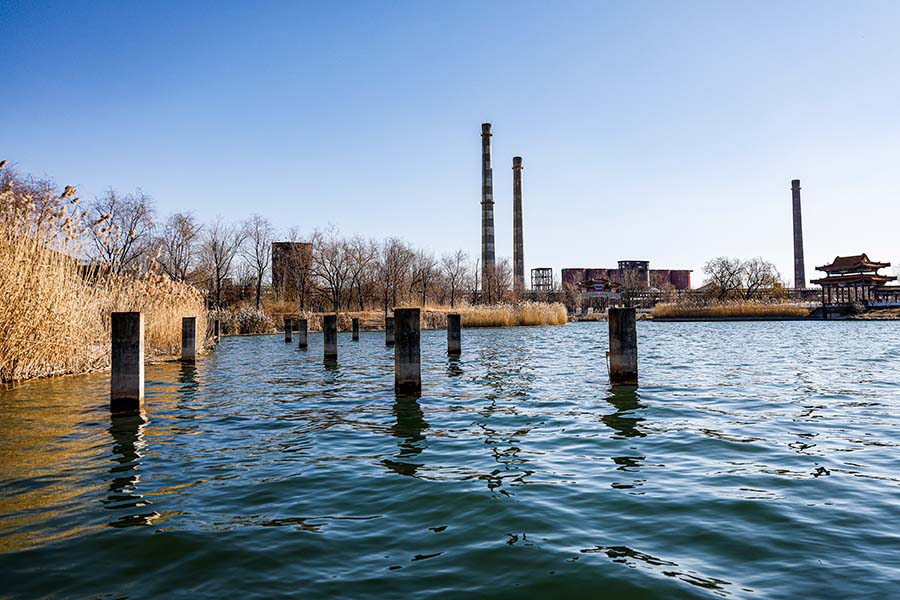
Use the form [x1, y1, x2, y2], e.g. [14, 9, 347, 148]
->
[0, 170, 206, 382]
[651, 301, 812, 320]
[262, 301, 569, 334]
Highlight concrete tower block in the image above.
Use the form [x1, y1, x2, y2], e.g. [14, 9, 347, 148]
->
[394, 308, 421, 394]
[111, 312, 144, 413]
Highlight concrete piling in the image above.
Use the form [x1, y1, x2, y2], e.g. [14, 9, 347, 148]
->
[352, 317, 360, 341]
[181, 317, 197, 363]
[324, 315, 337, 361]
[213, 319, 220, 342]
[394, 308, 421, 394]
[608, 307, 638, 384]
[297, 318, 308, 350]
[284, 317, 292, 343]
[111, 312, 144, 413]
[447, 313, 461, 356]
[385, 316, 395, 346]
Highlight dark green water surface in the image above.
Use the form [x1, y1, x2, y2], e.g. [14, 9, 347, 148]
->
[1, 321, 899, 598]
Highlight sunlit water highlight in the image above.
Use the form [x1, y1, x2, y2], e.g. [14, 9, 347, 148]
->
[1, 321, 899, 598]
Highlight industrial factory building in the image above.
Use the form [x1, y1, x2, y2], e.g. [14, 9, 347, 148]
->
[561, 261, 691, 311]
[562, 260, 692, 291]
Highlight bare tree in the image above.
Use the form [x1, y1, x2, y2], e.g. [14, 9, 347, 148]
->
[742, 257, 781, 300]
[488, 258, 512, 304]
[87, 188, 155, 273]
[471, 258, 481, 304]
[200, 217, 244, 309]
[703, 256, 743, 300]
[241, 214, 275, 309]
[411, 249, 438, 306]
[346, 235, 378, 311]
[285, 227, 314, 311]
[312, 225, 352, 312]
[441, 249, 469, 308]
[156, 212, 202, 282]
[377, 237, 414, 313]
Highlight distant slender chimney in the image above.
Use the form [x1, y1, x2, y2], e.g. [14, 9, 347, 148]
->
[791, 179, 806, 290]
[481, 123, 495, 300]
[512, 156, 525, 295]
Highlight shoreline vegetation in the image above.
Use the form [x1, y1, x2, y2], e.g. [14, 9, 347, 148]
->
[1, 166, 206, 383]
[650, 301, 813, 320]
[216, 302, 569, 335]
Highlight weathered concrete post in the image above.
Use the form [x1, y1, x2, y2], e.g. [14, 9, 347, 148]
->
[297, 318, 308, 350]
[385, 316, 395, 346]
[111, 312, 144, 413]
[213, 319, 221, 342]
[284, 317, 292, 343]
[352, 317, 360, 341]
[394, 308, 421, 394]
[323, 315, 337, 361]
[512, 156, 525, 295]
[447, 313, 461, 356]
[181, 317, 197, 363]
[608, 307, 638, 384]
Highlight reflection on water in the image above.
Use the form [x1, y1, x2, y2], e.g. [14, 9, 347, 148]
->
[602, 384, 645, 438]
[104, 414, 159, 528]
[178, 363, 199, 394]
[383, 396, 428, 477]
[1, 322, 900, 599]
[446, 356, 463, 378]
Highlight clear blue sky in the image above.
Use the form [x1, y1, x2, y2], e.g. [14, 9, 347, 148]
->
[3, 1, 899, 286]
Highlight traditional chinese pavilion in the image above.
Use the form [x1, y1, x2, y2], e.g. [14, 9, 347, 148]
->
[811, 254, 897, 306]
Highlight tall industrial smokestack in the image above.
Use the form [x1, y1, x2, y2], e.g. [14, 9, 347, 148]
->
[791, 179, 806, 290]
[481, 123, 495, 300]
[512, 156, 525, 295]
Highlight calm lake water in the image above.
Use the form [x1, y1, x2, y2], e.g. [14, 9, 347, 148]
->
[1, 321, 899, 598]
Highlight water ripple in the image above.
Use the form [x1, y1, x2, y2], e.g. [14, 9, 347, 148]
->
[1, 321, 899, 598]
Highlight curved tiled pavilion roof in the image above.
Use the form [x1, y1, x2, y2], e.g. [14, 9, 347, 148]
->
[816, 253, 891, 273]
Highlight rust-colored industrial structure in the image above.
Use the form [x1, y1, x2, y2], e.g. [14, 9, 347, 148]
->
[562, 261, 692, 291]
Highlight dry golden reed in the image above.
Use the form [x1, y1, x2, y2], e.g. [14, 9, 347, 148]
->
[0, 169, 206, 382]
[265, 302, 568, 333]
[651, 301, 811, 319]
[427, 302, 568, 328]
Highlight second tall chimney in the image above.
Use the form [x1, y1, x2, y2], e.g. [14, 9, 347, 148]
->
[791, 179, 806, 290]
[481, 123, 495, 301]
[512, 156, 525, 295]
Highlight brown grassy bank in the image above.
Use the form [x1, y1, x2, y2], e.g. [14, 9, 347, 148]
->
[263, 302, 568, 333]
[651, 301, 812, 320]
[0, 170, 206, 382]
